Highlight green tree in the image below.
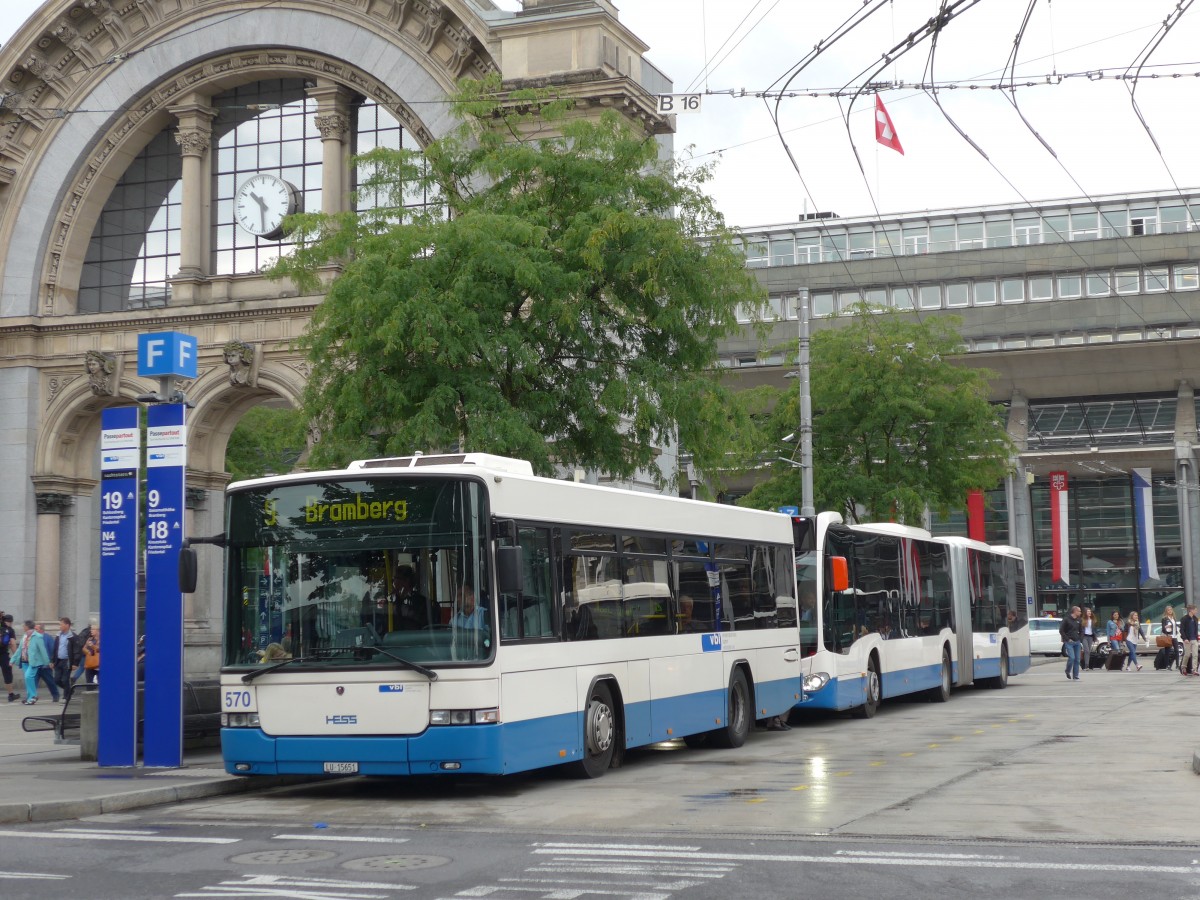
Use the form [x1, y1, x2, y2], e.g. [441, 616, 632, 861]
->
[225, 406, 309, 482]
[737, 308, 1012, 522]
[272, 77, 762, 484]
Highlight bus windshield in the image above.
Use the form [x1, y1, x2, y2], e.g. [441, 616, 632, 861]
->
[795, 551, 819, 656]
[223, 476, 491, 669]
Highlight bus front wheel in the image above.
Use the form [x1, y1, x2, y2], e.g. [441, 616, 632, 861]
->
[573, 682, 617, 778]
[853, 659, 880, 719]
[710, 668, 751, 749]
[990, 645, 1010, 689]
[929, 648, 951, 703]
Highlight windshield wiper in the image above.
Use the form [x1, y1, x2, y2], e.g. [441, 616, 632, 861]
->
[362, 645, 438, 681]
[239, 646, 438, 683]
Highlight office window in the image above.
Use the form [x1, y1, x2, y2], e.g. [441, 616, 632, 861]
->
[1001, 278, 1025, 304]
[945, 283, 969, 308]
[863, 288, 887, 310]
[1130, 208, 1157, 236]
[1003, 337, 1028, 349]
[957, 222, 984, 250]
[973, 281, 997, 305]
[1070, 211, 1098, 240]
[918, 285, 942, 309]
[744, 238, 768, 267]
[838, 290, 861, 313]
[973, 339, 1000, 351]
[1160, 206, 1187, 233]
[796, 236, 821, 263]
[1029, 277, 1054, 301]
[1057, 275, 1082, 299]
[769, 237, 795, 266]
[1029, 335, 1056, 347]
[735, 303, 756, 323]
[878, 228, 902, 257]
[892, 287, 914, 310]
[929, 224, 956, 253]
[848, 230, 875, 258]
[1100, 209, 1127, 238]
[903, 225, 929, 255]
[822, 232, 847, 262]
[1115, 270, 1140, 294]
[1144, 267, 1169, 293]
[1042, 214, 1068, 243]
[985, 218, 1013, 248]
[1117, 329, 1143, 342]
[1086, 272, 1111, 296]
[1059, 334, 1085, 346]
[812, 292, 835, 317]
[1014, 218, 1040, 245]
[1087, 331, 1114, 343]
[1174, 264, 1199, 291]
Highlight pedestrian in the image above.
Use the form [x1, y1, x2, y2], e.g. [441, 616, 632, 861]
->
[52, 617, 77, 695]
[1124, 611, 1144, 671]
[79, 627, 100, 686]
[15, 619, 50, 704]
[1080, 607, 1097, 670]
[0, 613, 16, 702]
[1106, 611, 1124, 670]
[1059, 605, 1083, 680]
[1161, 605, 1180, 671]
[1180, 605, 1199, 677]
[33, 623, 59, 702]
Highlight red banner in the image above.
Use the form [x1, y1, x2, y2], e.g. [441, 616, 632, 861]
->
[1049, 471, 1069, 584]
[966, 489, 985, 542]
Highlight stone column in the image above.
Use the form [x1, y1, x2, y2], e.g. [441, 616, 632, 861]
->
[307, 83, 354, 215]
[34, 493, 73, 623]
[1006, 390, 1036, 610]
[169, 97, 218, 300]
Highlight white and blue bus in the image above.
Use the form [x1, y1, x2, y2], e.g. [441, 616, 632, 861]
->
[792, 512, 1031, 718]
[208, 453, 802, 777]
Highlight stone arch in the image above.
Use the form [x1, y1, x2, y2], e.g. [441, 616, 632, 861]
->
[0, 0, 501, 318]
[34, 374, 153, 485]
[184, 356, 308, 477]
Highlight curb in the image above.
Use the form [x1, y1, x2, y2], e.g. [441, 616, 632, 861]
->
[0, 774, 315, 825]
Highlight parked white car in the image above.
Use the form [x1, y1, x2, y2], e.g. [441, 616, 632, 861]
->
[1028, 617, 1065, 655]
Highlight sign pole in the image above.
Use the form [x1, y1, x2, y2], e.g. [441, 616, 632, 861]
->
[98, 407, 140, 767]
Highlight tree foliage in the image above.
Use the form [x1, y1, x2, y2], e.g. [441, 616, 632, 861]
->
[225, 406, 309, 483]
[272, 77, 762, 484]
[737, 309, 1013, 523]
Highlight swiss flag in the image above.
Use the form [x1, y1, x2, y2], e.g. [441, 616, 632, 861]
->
[875, 95, 904, 155]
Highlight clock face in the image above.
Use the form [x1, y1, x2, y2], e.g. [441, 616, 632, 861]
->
[234, 174, 299, 239]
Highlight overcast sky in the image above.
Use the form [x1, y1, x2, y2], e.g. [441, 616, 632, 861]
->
[4, 1, 1200, 228]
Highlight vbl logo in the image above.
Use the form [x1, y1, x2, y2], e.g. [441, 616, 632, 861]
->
[325, 715, 357, 725]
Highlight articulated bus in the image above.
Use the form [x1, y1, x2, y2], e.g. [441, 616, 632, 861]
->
[207, 453, 802, 777]
[792, 512, 1031, 718]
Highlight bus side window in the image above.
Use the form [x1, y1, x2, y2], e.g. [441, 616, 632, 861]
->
[499, 526, 555, 641]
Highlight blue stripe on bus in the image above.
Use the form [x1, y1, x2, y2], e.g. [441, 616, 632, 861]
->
[222, 674, 800, 776]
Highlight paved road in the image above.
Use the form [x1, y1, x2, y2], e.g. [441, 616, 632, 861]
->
[2, 660, 1197, 899]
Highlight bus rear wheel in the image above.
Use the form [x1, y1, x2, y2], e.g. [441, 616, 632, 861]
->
[573, 682, 616, 779]
[710, 668, 751, 749]
[852, 659, 880, 719]
[928, 648, 951, 703]
[991, 645, 1010, 689]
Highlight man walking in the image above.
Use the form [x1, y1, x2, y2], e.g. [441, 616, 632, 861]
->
[34, 623, 60, 702]
[0, 613, 16, 702]
[1059, 605, 1083, 681]
[52, 618, 77, 696]
[1180, 605, 1199, 676]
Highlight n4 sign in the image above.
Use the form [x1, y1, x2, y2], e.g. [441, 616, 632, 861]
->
[657, 93, 702, 115]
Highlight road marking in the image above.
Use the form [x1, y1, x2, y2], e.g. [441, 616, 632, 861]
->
[927, 743, 940, 749]
[538, 843, 703, 852]
[176, 874, 415, 898]
[272, 834, 411, 844]
[56, 828, 160, 836]
[533, 846, 1200, 874]
[836, 850, 1008, 861]
[0, 872, 70, 881]
[869, 761, 886, 766]
[0, 829, 238, 845]
[834, 770, 853, 776]
[790, 784, 809, 790]
[899, 752, 915, 757]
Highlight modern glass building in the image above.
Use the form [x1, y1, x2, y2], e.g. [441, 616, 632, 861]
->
[727, 190, 1200, 618]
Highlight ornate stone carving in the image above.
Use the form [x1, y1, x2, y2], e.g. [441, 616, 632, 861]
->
[84, 349, 117, 396]
[35, 493, 74, 516]
[314, 112, 350, 140]
[223, 340, 258, 387]
[174, 127, 211, 157]
[185, 487, 207, 510]
[416, 1, 448, 49]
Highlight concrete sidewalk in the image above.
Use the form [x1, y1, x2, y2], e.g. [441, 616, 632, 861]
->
[0, 684, 286, 824]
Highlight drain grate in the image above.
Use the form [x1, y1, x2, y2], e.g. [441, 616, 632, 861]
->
[229, 849, 337, 864]
[343, 855, 450, 872]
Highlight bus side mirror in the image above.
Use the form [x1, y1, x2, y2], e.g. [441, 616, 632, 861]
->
[829, 556, 849, 593]
[179, 546, 198, 594]
[496, 545, 525, 595]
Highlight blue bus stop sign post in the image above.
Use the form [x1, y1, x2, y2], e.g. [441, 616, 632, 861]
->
[98, 407, 140, 767]
[143, 403, 187, 767]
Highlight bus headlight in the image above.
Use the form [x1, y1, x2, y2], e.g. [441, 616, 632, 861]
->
[430, 708, 500, 726]
[221, 713, 261, 728]
[803, 673, 830, 692]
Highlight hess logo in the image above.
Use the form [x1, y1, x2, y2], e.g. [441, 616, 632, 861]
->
[325, 715, 357, 725]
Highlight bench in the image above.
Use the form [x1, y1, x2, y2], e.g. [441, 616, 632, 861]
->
[22, 680, 222, 752]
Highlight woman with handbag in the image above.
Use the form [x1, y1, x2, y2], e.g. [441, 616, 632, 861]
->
[1107, 611, 1125, 671]
[1080, 608, 1097, 670]
[1124, 611, 1144, 671]
[1160, 606, 1180, 670]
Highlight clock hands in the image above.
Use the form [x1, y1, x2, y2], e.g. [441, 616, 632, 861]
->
[249, 190, 268, 234]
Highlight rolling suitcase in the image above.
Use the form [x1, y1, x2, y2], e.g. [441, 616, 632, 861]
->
[1155, 646, 1172, 670]
[1106, 650, 1127, 671]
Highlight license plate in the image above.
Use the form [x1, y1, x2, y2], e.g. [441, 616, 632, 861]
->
[323, 762, 358, 775]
